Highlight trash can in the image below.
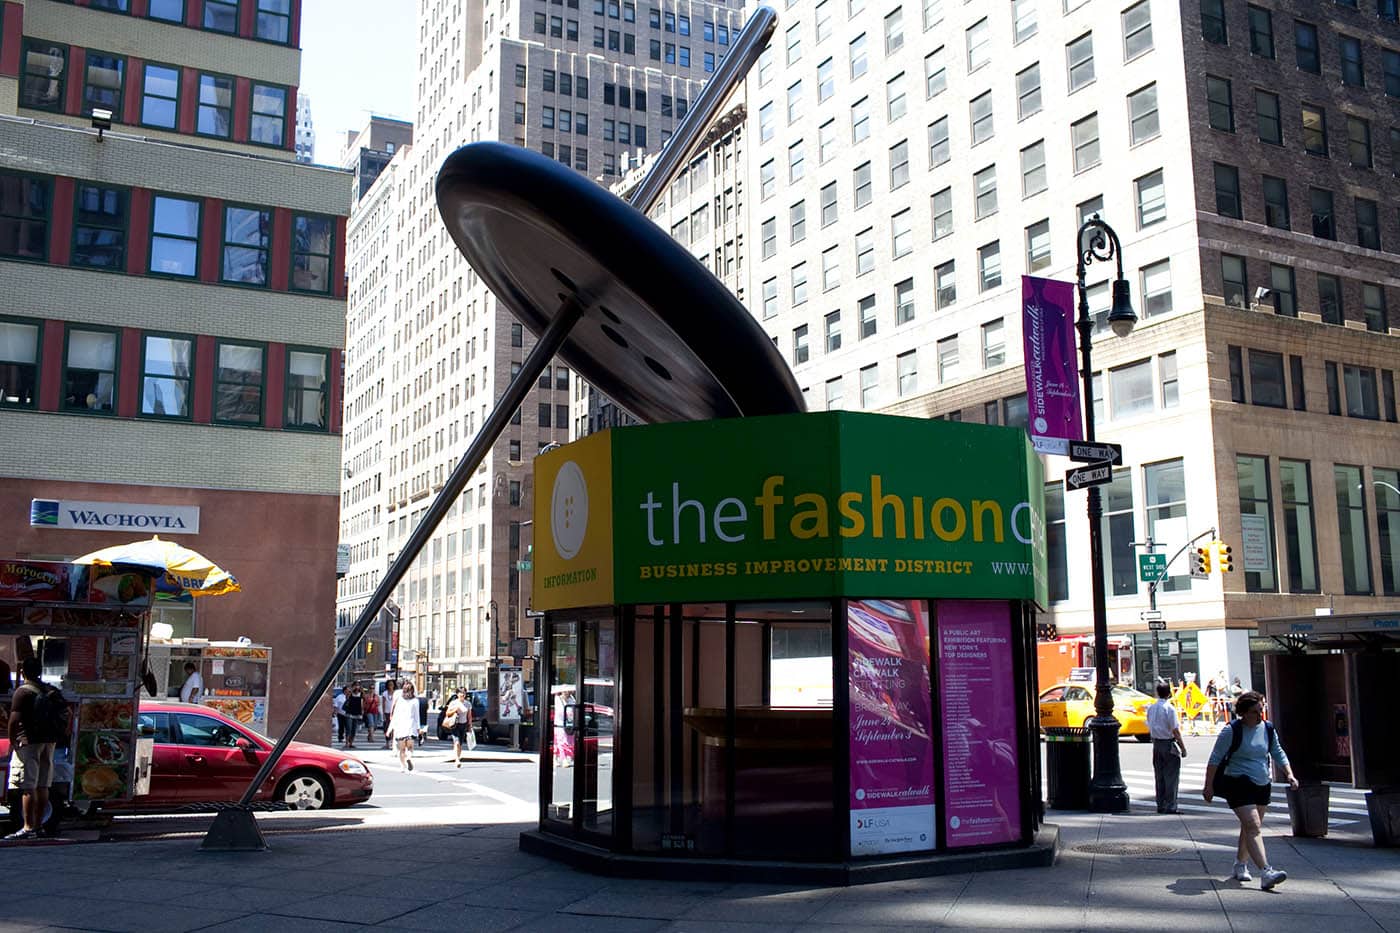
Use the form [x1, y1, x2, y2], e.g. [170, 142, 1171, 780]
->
[1285, 784, 1330, 838]
[1044, 726, 1092, 810]
[1366, 787, 1400, 847]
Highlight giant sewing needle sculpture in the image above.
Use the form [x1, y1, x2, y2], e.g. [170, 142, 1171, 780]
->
[203, 5, 800, 850]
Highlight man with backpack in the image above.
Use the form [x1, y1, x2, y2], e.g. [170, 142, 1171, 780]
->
[5, 657, 68, 841]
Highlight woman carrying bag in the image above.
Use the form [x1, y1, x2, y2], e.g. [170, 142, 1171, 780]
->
[443, 689, 475, 768]
[387, 682, 422, 772]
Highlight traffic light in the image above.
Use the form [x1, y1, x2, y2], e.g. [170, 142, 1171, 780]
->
[1190, 545, 1211, 578]
[1214, 540, 1234, 573]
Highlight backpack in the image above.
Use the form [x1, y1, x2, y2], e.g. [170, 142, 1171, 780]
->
[26, 684, 72, 744]
[1213, 718, 1276, 792]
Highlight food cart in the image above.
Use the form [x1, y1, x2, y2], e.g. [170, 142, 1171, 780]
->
[523, 412, 1055, 883]
[148, 640, 273, 734]
[0, 560, 155, 817]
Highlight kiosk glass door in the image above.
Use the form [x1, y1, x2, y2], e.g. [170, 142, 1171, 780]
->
[543, 615, 616, 843]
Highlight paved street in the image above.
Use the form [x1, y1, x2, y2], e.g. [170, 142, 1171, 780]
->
[0, 733, 1393, 932]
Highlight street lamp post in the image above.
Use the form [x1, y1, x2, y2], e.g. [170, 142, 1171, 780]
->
[1075, 214, 1136, 813]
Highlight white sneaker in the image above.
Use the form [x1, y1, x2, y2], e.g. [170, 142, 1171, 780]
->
[1260, 868, 1287, 890]
[1233, 862, 1252, 882]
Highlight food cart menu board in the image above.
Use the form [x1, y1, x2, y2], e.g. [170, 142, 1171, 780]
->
[935, 600, 1022, 848]
[75, 697, 137, 801]
[201, 646, 271, 734]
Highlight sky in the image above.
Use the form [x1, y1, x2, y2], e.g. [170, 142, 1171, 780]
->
[299, 0, 417, 164]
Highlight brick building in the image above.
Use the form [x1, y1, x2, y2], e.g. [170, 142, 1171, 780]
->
[0, 0, 349, 739]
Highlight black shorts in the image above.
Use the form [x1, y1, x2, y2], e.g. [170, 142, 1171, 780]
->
[449, 722, 470, 741]
[1216, 773, 1272, 809]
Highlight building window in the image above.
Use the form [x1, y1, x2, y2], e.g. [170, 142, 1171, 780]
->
[1335, 464, 1373, 594]
[1109, 359, 1153, 419]
[928, 116, 950, 166]
[149, 195, 200, 277]
[1067, 32, 1094, 91]
[1344, 365, 1380, 419]
[1235, 456, 1277, 592]
[1135, 169, 1165, 227]
[197, 73, 234, 138]
[974, 165, 997, 218]
[1214, 163, 1241, 218]
[1376, 468, 1400, 595]
[1357, 198, 1381, 249]
[1080, 195, 1102, 228]
[1249, 349, 1286, 407]
[852, 97, 871, 142]
[895, 277, 915, 324]
[1026, 219, 1051, 271]
[891, 209, 912, 257]
[819, 119, 837, 163]
[788, 141, 805, 182]
[72, 184, 127, 270]
[889, 140, 910, 188]
[1271, 264, 1297, 316]
[1102, 470, 1138, 596]
[1278, 460, 1319, 592]
[1072, 114, 1100, 173]
[1386, 50, 1400, 96]
[859, 295, 877, 339]
[1045, 482, 1067, 601]
[204, 0, 238, 32]
[1289, 355, 1305, 411]
[220, 205, 270, 285]
[897, 349, 918, 396]
[792, 262, 808, 305]
[760, 217, 777, 258]
[1340, 35, 1365, 87]
[1256, 90, 1282, 145]
[925, 46, 947, 97]
[981, 317, 1005, 368]
[761, 278, 777, 318]
[1205, 77, 1232, 132]
[820, 183, 838, 227]
[855, 227, 874, 275]
[1364, 283, 1389, 333]
[0, 319, 40, 408]
[822, 247, 840, 290]
[884, 5, 904, 52]
[1248, 5, 1273, 58]
[932, 187, 953, 240]
[787, 23, 802, 65]
[1347, 116, 1372, 168]
[1017, 63, 1041, 120]
[966, 17, 990, 70]
[1317, 274, 1343, 325]
[213, 341, 263, 424]
[1262, 176, 1290, 230]
[935, 260, 956, 308]
[978, 241, 1001, 291]
[1295, 21, 1320, 74]
[1128, 83, 1159, 143]
[853, 161, 872, 208]
[140, 64, 179, 129]
[936, 335, 959, 382]
[251, 84, 288, 146]
[792, 325, 809, 365]
[1122, 0, 1152, 60]
[292, 214, 335, 293]
[825, 377, 842, 410]
[1326, 361, 1342, 414]
[148, 0, 185, 22]
[818, 58, 834, 101]
[64, 328, 118, 413]
[849, 32, 867, 78]
[1140, 259, 1171, 317]
[140, 334, 193, 418]
[969, 91, 993, 144]
[789, 200, 806, 243]
[1302, 105, 1328, 156]
[1160, 351, 1179, 407]
[1144, 459, 1190, 592]
[1229, 345, 1247, 402]
[256, 0, 292, 42]
[286, 349, 327, 430]
[1309, 187, 1335, 239]
[22, 43, 67, 112]
[888, 71, 908, 121]
[82, 52, 125, 117]
[1201, 0, 1227, 44]
[760, 160, 775, 200]
[825, 310, 841, 352]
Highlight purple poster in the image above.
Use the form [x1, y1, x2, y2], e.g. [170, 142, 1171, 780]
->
[847, 599, 935, 856]
[937, 600, 1022, 848]
[1022, 276, 1083, 456]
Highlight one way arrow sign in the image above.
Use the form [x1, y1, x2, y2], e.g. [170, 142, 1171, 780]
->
[1066, 461, 1113, 490]
[1068, 441, 1123, 465]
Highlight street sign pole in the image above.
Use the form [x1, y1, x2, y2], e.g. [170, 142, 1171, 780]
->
[1132, 536, 1162, 686]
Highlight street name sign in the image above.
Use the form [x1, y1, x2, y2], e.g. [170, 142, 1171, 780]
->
[1068, 442, 1123, 465]
[1138, 553, 1168, 581]
[1066, 461, 1113, 490]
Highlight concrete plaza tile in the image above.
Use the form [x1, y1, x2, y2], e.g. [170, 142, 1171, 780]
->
[827, 874, 971, 900]
[563, 891, 708, 920]
[940, 901, 1085, 930]
[445, 881, 591, 912]
[656, 922, 799, 933]
[233, 866, 362, 894]
[1213, 878, 1374, 915]
[526, 917, 667, 933]
[802, 894, 955, 927]
[1085, 874, 1225, 909]
[1076, 905, 1235, 932]
[1, 896, 247, 933]
[376, 902, 546, 931]
[262, 892, 436, 924]
[506, 865, 619, 890]
[674, 888, 839, 925]
[1221, 909, 1386, 933]
[197, 917, 376, 933]
[75, 877, 226, 905]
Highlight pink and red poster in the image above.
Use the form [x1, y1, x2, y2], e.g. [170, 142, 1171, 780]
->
[937, 600, 1022, 848]
[847, 599, 935, 856]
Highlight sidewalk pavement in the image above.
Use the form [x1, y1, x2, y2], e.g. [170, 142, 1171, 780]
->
[346, 738, 539, 766]
[0, 800, 1395, 931]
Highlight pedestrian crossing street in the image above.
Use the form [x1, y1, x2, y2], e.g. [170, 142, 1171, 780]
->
[1118, 764, 1369, 827]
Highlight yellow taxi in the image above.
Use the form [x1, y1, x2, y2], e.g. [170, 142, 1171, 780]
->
[1038, 682, 1153, 741]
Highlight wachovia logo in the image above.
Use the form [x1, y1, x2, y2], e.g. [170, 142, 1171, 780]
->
[550, 461, 589, 560]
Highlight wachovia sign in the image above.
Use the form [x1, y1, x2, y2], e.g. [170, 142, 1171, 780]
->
[532, 412, 1048, 610]
[30, 499, 201, 534]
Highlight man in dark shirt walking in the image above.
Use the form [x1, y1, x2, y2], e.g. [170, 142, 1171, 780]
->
[5, 658, 58, 841]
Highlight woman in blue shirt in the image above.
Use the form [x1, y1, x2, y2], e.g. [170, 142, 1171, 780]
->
[1203, 691, 1298, 891]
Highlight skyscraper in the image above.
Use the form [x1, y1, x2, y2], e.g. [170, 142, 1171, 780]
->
[296, 89, 315, 163]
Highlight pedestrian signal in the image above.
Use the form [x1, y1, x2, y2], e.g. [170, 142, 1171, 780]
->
[1190, 546, 1211, 578]
[1214, 540, 1234, 572]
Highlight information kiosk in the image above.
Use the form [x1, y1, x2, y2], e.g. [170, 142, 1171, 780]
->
[523, 412, 1056, 882]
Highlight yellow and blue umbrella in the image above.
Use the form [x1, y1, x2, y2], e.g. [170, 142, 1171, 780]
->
[73, 536, 240, 599]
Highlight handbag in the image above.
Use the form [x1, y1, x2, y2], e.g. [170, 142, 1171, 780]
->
[465, 730, 477, 751]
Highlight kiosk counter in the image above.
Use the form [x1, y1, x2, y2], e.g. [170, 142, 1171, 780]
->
[523, 412, 1055, 881]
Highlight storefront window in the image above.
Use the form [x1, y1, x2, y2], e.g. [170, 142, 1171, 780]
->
[1236, 455, 1277, 592]
[1280, 459, 1318, 592]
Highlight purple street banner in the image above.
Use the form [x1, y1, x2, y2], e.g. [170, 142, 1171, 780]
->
[1022, 276, 1082, 456]
[847, 598, 936, 856]
[936, 600, 1023, 848]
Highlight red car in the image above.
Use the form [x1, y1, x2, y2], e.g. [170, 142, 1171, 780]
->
[123, 702, 373, 810]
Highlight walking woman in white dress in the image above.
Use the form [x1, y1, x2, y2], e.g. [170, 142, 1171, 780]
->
[388, 682, 423, 772]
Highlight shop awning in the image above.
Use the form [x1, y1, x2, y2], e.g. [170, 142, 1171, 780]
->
[1256, 611, 1400, 650]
